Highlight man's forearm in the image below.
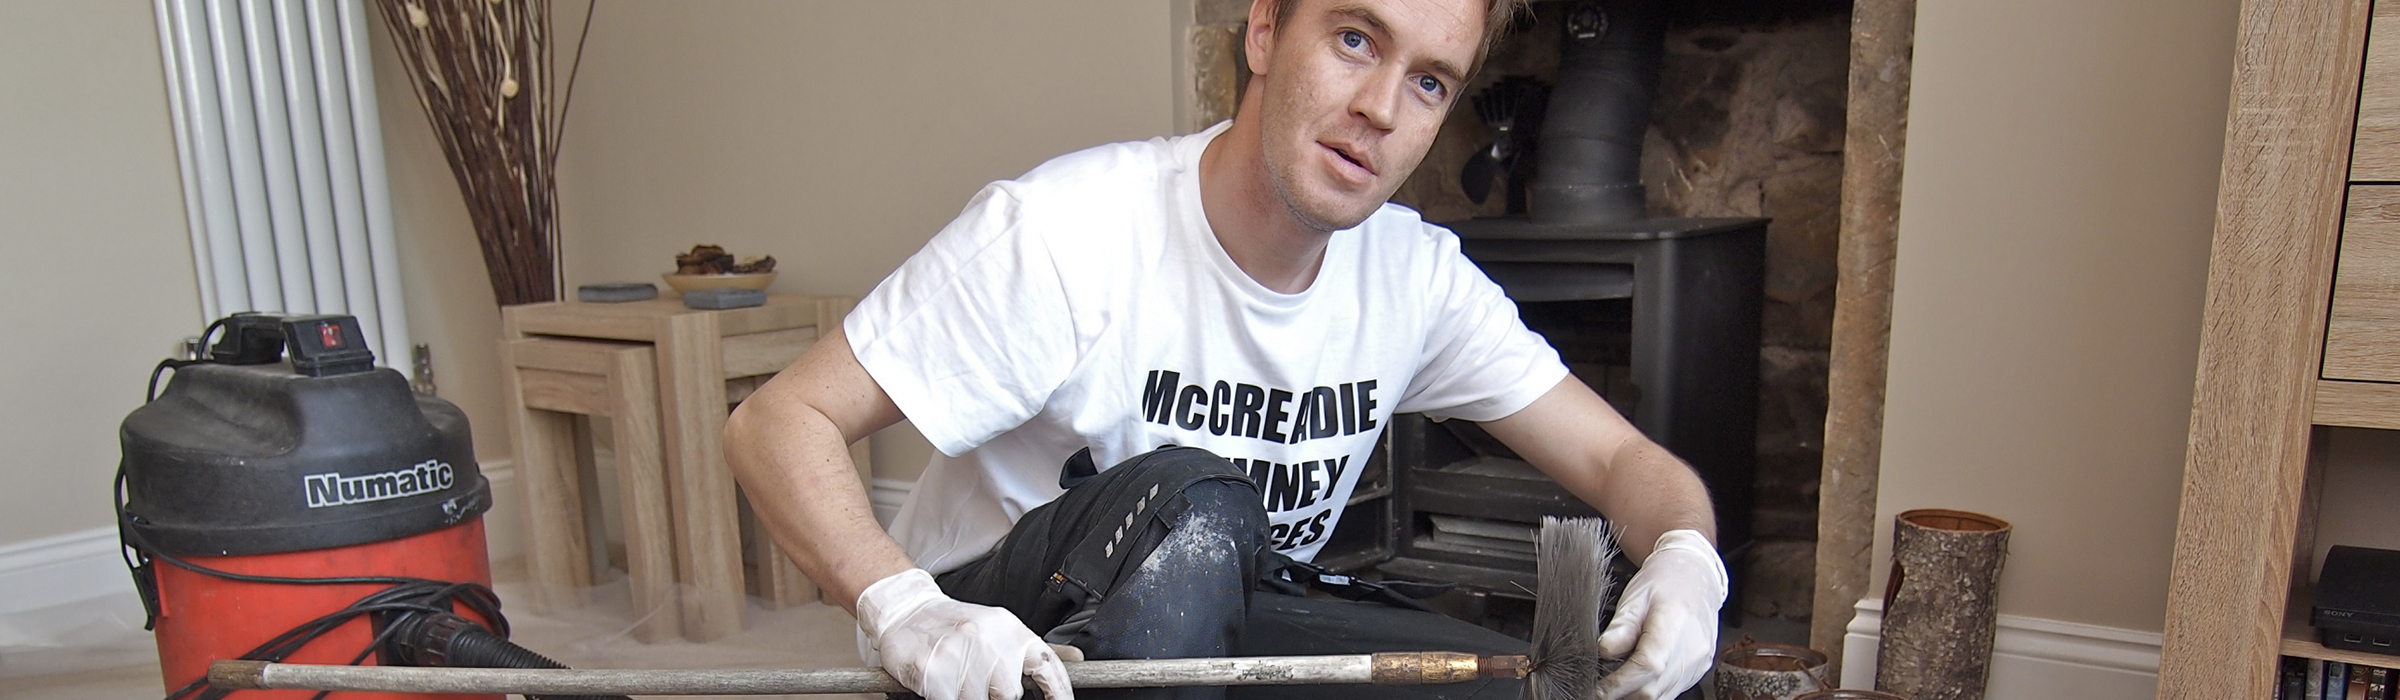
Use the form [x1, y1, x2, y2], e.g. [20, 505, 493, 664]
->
[723, 331, 917, 614]
[1478, 378, 1718, 564]
[726, 401, 914, 613]
[1593, 436, 1716, 562]
[728, 407, 912, 613]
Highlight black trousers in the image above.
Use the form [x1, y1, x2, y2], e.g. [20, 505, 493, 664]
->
[932, 447, 1526, 700]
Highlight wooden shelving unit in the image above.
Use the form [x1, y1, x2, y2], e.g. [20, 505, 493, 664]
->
[2316, 380, 2400, 431]
[2156, 0, 2395, 696]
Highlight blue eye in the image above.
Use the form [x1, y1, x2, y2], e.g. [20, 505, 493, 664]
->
[1417, 76, 1445, 97]
[1340, 30, 1366, 50]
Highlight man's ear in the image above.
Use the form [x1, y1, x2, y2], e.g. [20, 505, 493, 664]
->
[1244, 0, 1280, 77]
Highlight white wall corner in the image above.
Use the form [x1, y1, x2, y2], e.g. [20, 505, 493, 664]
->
[1841, 597, 2162, 700]
[478, 459, 520, 565]
[870, 478, 913, 528]
[1169, 0, 1197, 132]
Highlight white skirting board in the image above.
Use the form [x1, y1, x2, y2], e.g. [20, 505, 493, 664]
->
[0, 526, 145, 648]
[3, 477, 950, 647]
[487, 462, 894, 564]
[0, 460, 520, 649]
[1841, 597, 2162, 699]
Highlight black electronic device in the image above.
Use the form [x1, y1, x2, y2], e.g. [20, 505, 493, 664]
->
[578, 281, 659, 303]
[2313, 545, 2400, 655]
[682, 287, 765, 309]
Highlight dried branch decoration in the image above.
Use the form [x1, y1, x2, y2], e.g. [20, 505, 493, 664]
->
[376, 0, 592, 306]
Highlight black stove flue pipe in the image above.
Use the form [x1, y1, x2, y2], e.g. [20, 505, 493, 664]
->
[1529, 0, 1665, 225]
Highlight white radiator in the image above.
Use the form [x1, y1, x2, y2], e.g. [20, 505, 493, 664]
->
[154, 0, 411, 366]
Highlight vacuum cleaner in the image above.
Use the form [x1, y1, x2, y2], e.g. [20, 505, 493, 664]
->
[118, 312, 622, 700]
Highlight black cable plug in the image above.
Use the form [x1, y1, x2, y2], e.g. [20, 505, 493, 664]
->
[387, 611, 631, 700]
[206, 313, 289, 365]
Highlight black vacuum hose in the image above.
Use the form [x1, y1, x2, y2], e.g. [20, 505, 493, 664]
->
[393, 612, 631, 700]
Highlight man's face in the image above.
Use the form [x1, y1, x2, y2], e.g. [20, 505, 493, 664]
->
[1249, 0, 1483, 232]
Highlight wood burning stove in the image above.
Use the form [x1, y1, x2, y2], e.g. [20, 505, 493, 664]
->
[1314, 0, 1766, 625]
[1316, 217, 1765, 613]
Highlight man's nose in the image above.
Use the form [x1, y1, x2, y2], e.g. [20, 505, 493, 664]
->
[1349, 70, 1403, 130]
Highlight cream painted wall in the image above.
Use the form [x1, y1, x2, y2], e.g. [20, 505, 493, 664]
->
[0, 1, 517, 549]
[1870, 0, 2240, 632]
[377, 2, 1175, 488]
[0, 2, 1161, 553]
[0, 3, 205, 542]
[543, 2, 1177, 481]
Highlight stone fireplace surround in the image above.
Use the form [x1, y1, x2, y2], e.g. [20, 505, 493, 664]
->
[1174, 0, 1868, 639]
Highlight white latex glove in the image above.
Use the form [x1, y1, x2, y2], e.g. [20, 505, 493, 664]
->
[857, 568, 1073, 700]
[1596, 529, 1728, 700]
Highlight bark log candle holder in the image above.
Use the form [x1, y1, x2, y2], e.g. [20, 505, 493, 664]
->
[1875, 509, 2010, 700]
[1797, 691, 1911, 700]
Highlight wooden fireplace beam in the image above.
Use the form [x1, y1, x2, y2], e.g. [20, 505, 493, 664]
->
[1812, 0, 1917, 676]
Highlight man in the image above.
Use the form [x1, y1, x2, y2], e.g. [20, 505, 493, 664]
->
[724, 0, 1726, 698]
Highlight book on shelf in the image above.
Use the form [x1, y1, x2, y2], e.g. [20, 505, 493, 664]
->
[2281, 657, 2400, 700]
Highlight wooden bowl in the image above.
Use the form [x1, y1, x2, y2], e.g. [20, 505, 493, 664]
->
[661, 272, 775, 294]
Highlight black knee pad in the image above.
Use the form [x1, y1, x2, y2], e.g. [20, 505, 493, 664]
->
[1064, 446, 1266, 578]
[1037, 447, 1268, 641]
[1035, 449, 1269, 676]
[1173, 476, 1269, 553]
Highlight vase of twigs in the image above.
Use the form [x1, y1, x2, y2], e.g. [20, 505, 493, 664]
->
[377, 0, 590, 306]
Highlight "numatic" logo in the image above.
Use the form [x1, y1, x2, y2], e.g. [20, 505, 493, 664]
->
[304, 460, 454, 508]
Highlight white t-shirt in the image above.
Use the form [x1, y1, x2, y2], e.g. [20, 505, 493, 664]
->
[847, 122, 1569, 574]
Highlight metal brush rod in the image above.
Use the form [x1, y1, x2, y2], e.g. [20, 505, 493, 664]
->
[211, 652, 1529, 696]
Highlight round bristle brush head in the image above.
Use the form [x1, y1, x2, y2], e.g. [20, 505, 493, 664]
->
[1525, 516, 1616, 700]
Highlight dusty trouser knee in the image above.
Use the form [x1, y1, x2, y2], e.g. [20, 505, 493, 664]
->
[1047, 471, 1265, 657]
[935, 447, 1267, 700]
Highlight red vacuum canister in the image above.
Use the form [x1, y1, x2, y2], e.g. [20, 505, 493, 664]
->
[119, 314, 500, 700]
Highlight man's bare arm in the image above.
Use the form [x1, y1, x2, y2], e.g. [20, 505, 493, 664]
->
[725, 326, 915, 614]
[1475, 376, 1716, 562]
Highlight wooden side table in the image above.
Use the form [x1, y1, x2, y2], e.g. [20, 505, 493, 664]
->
[502, 294, 862, 642]
[499, 337, 681, 642]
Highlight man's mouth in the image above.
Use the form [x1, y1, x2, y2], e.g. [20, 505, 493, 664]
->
[1323, 142, 1374, 177]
